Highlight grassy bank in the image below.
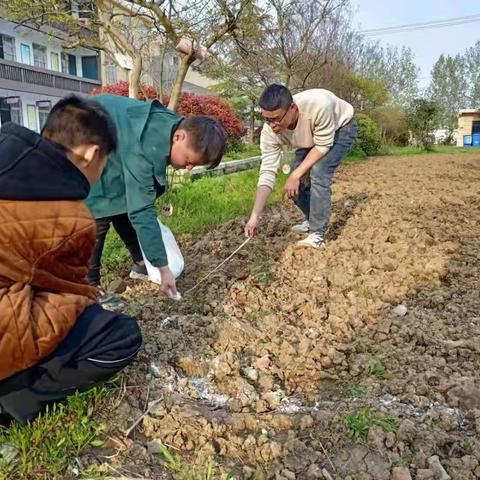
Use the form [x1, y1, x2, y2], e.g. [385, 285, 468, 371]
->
[0, 384, 115, 479]
[223, 143, 261, 162]
[386, 145, 479, 156]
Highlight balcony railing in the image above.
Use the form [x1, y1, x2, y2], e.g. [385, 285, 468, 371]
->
[0, 58, 100, 94]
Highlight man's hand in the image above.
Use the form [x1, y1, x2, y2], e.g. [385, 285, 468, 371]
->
[284, 173, 300, 199]
[159, 266, 177, 298]
[245, 213, 259, 238]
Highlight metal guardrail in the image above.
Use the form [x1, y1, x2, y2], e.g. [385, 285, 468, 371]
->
[190, 155, 262, 181]
[0, 58, 100, 94]
[167, 155, 262, 188]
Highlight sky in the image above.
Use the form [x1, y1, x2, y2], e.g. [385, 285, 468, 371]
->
[353, 0, 480, 90]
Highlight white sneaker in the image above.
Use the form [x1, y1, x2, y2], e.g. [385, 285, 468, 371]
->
[291, 220, 310, 233]
[129, 263, 149, 281]
[296, 232, 325, 249]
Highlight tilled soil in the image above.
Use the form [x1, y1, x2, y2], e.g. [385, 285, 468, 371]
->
[86, 153, 480, 480]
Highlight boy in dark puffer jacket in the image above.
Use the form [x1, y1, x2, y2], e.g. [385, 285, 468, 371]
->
[0, 95, 142, 425]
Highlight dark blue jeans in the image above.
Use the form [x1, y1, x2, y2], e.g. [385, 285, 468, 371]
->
[291, 118, 358, 235]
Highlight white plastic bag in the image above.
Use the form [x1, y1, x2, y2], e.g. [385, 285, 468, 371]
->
[140, 219, 184, 284]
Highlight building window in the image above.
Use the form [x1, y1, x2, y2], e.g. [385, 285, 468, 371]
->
[27, 105, 38, 132]
[0, 35, 16, 61]
[32, 43, 47, 69]
[0, 97, 22, 126]
[37, 101, 51, 130]
[81, 55, 99, 80]
[105, 57, 117, 84]
[68, 54, 77, 76]
[473, 121, 480, 135]
[20, 44, 31, 65]
[10, 104, 22, 125]
[50, 52, 60, 71]
[62, 53, 77, 76]
[0, 98, 12, 125]
[61, 53, 67, 73]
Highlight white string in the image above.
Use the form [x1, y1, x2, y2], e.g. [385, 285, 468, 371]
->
[184, 236, 252, 295]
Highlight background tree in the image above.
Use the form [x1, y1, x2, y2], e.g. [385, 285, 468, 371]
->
[370, 106, 409, 146]
[407, 99, 441, 150]
[357, 46, 419, 109]
[428, 54, 468, 131]
[131, 0, 253, 110]
[465, 41, 480, 109]
[0, 0, 252, 109]
[207, 0, 419, 124]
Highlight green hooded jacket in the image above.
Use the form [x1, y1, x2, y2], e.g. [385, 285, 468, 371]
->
[86, 94, 183, 267]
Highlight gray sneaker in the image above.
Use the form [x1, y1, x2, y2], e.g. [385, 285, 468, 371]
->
[291, 220, 310, 233]
[296, 232, 325, 249]
[98, 291, 125, 311]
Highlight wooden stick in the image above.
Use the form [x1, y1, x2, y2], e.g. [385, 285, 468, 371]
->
[123, 397, 163, 437]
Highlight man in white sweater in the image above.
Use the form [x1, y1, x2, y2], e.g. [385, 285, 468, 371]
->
[245, 84, 357, 248]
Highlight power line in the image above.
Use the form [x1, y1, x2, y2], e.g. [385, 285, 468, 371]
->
[364, 19, 480, 36]
[360, 13, 480, 36]
[361, 14, 480, 33]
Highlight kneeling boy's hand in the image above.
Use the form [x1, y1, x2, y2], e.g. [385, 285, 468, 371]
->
[159, 266, 178, 298]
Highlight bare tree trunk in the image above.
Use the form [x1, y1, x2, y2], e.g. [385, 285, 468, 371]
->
[285, 71, 291, 89]
[168, 54, 194, 111]
[158, 43, 168, 102]
[249, 102, 255, 144]
[129, 53, 143, 99]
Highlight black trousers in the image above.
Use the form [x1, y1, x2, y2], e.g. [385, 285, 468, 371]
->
[0, 304, 142, 424]
[87, 213, 143, 286]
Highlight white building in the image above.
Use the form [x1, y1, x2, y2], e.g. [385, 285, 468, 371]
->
[0, 17, 101, 131]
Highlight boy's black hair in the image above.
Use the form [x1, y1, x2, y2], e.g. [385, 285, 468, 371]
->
[179, 116, 227, 169]
[41, 94, 117, 155]
[259, 84, 293, 111]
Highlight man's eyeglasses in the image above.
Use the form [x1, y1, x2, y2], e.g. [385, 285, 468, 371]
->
[263, 104, 291, 125]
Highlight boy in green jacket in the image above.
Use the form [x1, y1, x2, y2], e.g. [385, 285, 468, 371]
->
[86, 94, 226, 300]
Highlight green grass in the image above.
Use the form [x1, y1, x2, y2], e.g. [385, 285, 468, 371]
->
[223, 143, 261, 162]
[343, 407, 372, 439]
[343, 406, 399, 439]
[157, 442, 233, 480]
[384, 145, 479, 156]
[368, 360, 390, 380]
[344, 146, 368, 163]
[458, 439, 474, 456]
[103, 169, 287, 273]
[0, 384, 115, 479]
[346, 386, 368, 399]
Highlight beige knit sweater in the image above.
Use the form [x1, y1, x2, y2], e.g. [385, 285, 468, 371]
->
[258, 88, 354, 189]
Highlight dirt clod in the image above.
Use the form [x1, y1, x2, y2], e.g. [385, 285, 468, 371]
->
[392, 467, 412, 480]
[109, 278, 128, 294]
[392, 304, 408, 317]
[428, 455, 451, 480]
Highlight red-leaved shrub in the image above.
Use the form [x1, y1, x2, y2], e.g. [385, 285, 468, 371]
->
[93, 82, 246, 144]
[163, 93, 246, 144]
[91, 81, 157, 100]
